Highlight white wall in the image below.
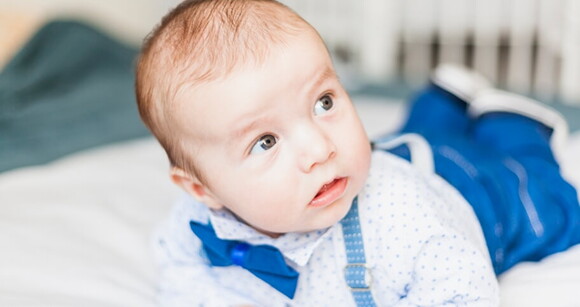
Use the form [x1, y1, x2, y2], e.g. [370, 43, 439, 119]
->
[2, 0, 579, 103]
[282, 0, 580, 104]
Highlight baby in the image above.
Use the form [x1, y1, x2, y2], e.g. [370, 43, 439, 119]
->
[135, 0, 580, 306]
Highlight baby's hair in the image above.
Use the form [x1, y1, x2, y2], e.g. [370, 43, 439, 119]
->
[135, 0, 310, 180]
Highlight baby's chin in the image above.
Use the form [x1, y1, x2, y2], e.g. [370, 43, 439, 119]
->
[246, 187, 361, 237]
[302, 195, 357, 232]
[253, 207, 352, 238]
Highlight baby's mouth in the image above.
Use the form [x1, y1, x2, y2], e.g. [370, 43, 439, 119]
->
[309, 177, 348, 208]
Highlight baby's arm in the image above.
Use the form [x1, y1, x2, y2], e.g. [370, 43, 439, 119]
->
[393, 232, 499, 306]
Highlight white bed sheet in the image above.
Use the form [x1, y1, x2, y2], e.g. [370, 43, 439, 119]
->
[1, 97, 579, 306]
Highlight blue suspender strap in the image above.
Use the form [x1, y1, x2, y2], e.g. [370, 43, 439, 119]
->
[340, 197, 377, 307]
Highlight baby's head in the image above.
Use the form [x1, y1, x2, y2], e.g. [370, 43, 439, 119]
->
[136, 0, 371, 237]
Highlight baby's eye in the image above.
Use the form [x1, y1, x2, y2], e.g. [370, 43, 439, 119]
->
[313, 94, 334, 116]
[250, 134, 277, 155]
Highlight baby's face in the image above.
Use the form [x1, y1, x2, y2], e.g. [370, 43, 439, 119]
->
[174, 30, 371, 236]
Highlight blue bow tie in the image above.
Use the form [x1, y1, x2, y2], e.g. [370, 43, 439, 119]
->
[190, 221, 299, 299]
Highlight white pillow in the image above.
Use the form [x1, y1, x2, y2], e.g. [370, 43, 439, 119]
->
[0, 138, 180, 307]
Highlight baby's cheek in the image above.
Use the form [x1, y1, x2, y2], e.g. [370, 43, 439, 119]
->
[350, 142, 372, 184]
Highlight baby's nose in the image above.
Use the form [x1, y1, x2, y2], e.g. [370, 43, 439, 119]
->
[296, 127, 337, 172]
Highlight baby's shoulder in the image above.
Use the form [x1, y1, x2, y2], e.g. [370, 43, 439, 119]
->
[152, 194, 210, 258]
[359, 152, 430, 218]
[359, 150, 487, 252]
[366, 150, 466, 202]
[364, 150, 440, 200]
[360, 151, 473, 227]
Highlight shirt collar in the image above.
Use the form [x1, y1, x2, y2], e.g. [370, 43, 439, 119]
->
[205, 207, 335, 267]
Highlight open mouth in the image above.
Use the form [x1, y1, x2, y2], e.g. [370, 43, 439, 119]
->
[309, 177, 348, 208]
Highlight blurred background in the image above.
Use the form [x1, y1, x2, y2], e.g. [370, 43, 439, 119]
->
[0, 0, 179, 65]
[283, 0, 580, 105]
[2, 0, 580, 104]
[2, 3, 580, 306]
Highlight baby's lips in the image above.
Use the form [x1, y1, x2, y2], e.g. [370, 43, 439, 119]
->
[315, 180, 334, 197]
[309, 177, 347, 207]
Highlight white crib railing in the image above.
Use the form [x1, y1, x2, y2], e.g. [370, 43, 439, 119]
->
[281, 0, 580, 105]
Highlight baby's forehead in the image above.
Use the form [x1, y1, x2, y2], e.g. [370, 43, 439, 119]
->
[168, 28, 335, 138]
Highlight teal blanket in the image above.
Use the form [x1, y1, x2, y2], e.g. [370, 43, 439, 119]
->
[0, 20, 150, 173]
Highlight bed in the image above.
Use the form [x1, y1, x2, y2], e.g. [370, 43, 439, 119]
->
[2, 11, 580, 307]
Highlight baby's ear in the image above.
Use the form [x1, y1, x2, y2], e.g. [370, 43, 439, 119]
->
[170, 167, 224, 210]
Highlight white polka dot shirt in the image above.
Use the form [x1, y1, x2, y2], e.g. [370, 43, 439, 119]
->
[153, 151, 499, 306]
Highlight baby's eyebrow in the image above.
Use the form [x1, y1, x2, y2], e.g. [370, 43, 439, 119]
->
[308, 66, 337, 97]
[231, 118, 262, 140]
[229, 66, 336, 142]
